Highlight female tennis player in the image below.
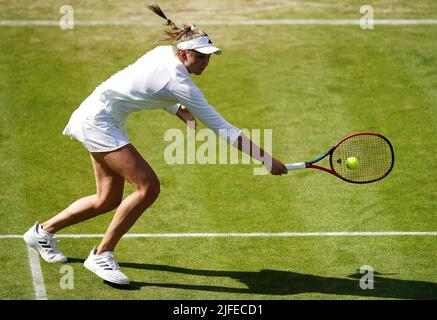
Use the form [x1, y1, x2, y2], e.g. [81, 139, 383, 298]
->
[24, 4, 288, 285]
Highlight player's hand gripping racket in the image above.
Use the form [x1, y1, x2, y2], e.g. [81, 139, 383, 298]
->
[285, 132, 394, 184]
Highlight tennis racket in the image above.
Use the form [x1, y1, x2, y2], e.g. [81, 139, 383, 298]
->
[285, 132, 394, 184]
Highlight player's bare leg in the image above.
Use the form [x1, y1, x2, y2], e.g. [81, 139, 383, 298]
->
[90, 144, 160, 254]
[83, 144, 160, 284]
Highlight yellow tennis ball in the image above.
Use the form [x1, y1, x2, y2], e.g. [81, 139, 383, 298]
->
[345, 157, 359, 170]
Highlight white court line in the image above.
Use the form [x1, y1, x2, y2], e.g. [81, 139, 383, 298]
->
[1, 19, 437, 27]
[26, 246, 48, 300]
[3, 231, 437, 239]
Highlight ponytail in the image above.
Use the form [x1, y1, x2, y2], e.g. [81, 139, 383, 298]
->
[147, 3, 207, 42]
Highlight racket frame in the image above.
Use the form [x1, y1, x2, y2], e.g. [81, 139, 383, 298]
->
[286, 132, 395, 184]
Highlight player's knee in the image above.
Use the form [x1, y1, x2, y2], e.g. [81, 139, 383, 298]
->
[139, 179, 160, 203]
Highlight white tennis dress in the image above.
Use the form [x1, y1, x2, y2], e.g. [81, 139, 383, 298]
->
[63, 45, 241, 152]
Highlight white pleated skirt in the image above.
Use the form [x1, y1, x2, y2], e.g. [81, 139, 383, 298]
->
[62, 96, 131, 153]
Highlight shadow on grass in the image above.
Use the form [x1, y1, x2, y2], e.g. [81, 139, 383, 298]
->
[67, 258, 437, 299]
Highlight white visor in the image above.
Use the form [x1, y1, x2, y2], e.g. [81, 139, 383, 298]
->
[177, 36, 222, 55]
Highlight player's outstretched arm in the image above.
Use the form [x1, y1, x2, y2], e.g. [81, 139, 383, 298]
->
[176, 105, 197, 129]
[233, 133, 288, 176]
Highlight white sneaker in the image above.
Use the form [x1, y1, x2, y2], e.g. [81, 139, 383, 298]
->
[23, 222, 67, 263]
[83, 247, 130, 285]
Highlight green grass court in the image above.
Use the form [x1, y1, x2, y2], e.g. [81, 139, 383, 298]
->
[1, 0, 436, 300]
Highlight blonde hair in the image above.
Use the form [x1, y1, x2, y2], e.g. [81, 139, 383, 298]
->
[147, 3, 207, 43]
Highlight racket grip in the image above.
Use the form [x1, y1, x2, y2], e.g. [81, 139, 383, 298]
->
[285, 162, 307, 170]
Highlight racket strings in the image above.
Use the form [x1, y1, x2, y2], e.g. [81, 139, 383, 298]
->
[331, 134, 394, 183]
